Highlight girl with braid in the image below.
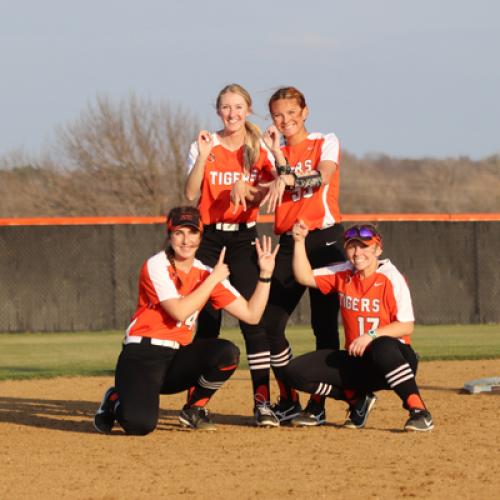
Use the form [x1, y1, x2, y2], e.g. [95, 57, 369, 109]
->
[184, 84, 279, 427]
[286, 221, 434, 432]
[93, 206, 278, 435]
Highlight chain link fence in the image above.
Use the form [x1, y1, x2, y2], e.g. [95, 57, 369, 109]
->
[1, 221, 498, 332]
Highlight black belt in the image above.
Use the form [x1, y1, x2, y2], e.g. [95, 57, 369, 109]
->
[204, 222, 257, 232]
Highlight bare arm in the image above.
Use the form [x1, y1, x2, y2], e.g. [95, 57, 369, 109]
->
[160, 248, 229, 322]
[260, 125, 293, 213]
[223, 236, 279, 324]
[231, 141, 278, 213]
[317, 159, 337, 185]
[291, 220, 317, 288]
[184, 131, 212, 201]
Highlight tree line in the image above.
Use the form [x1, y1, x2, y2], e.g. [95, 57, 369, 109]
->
[0, 95, 498, 217]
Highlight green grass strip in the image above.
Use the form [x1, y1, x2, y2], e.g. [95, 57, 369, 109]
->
[0, 324, 499, 381]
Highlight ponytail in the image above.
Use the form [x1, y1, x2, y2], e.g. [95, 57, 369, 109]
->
[165, 245, 183, 289]
[243, 120, 261, 173]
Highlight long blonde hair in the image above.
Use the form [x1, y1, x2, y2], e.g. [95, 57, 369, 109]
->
[216, 83, 261, 172]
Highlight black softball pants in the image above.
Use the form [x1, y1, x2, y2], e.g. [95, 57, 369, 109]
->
[114, 338, 239, 435]
[194, 224, 266, 345]
[194, 224, 271, 399]
[263, 224, 345, 381]
[285, 337, 420, 405]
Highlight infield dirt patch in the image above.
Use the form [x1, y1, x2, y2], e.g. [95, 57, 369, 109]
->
[1, 359, 499, 499]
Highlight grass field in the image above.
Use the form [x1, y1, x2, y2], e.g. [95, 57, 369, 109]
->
[0, 324, 499, 381]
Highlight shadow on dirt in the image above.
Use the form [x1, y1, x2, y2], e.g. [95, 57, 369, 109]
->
[0, 396, 253, 434]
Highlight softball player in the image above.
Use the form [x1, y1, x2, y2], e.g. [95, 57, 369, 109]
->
[93, 206, 278, 435]
[286, 222, 434, 432]
[184, 84, 279, 427]
[259, 86, 345, 425]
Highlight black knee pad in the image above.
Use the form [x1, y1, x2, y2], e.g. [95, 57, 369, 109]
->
[120, 411, 157, 436]
[217, 339, 240, 367]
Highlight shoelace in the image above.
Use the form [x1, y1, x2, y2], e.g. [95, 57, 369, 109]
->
[254, 394, 277, 416]
[256, 404, 275, 416]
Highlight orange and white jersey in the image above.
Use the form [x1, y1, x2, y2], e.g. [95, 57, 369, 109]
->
[187, 133, 275, 225]
[125, 251, 240, 346]
[313, 259, 414, 349]
[275, 132, 341, 234]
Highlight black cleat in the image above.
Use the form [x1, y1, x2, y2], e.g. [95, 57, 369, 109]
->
[179, 405, 217, 431]
[404, 409, 434, 432]
[291, 399, 326, 427]
[93, 386, 118, 434]
[254, 403, 280, 427]
[343, 393, 377, 429]
[271, 397, 302, 423]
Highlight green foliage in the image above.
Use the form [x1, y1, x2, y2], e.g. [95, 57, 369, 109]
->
[0, 325, 499, 381]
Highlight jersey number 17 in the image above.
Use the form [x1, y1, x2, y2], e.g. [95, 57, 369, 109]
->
[357, 316, 380, 337]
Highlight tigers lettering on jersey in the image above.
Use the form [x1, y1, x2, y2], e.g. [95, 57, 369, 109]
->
[274, 132, 341, 234]
[187, 133, 275, 225]
[339, 293, 380, 313]
[313, 259, 414, 348]
[208, 169, 259, 186]
[125, 251, 240, 346]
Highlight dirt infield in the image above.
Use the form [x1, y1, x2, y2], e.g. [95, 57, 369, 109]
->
[1, 359, 499, 499]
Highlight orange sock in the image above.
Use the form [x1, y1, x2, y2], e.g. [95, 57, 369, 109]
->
[406, 393, 426, 410]
[190, 398, 209, 408]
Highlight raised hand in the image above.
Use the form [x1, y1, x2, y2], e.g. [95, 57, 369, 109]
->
[262, 125, 282, 155]
[292, 219, 309, 242]
[255, 235, 279, 277]
[197, 130, 213, 158]
[212, 246, 230, 283]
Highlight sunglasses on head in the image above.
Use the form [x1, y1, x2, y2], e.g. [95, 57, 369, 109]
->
[344, 225, 381, 242]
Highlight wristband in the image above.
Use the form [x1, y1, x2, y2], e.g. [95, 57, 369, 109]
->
[367, 329, 377, 339]
[293, 171, 322, 189]
[258, 276, 272, 283]
[277, 164, 292, 176]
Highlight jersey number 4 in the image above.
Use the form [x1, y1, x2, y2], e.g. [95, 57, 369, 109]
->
[176, 311, 198, 330]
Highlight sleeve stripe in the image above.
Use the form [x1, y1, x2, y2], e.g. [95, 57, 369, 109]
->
[377, 261, 415, 322]
[146, 252, 180, 301]
[320, 133, 340, 164]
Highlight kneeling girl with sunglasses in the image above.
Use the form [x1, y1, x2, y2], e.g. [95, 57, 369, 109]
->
[94, 206, 278, 435]
[286, 221, 434, 432]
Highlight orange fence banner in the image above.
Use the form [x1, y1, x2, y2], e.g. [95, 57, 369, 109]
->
[1, 213, 499, 226]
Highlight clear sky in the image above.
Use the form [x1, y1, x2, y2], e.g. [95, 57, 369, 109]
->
[1, 0, 499, 159]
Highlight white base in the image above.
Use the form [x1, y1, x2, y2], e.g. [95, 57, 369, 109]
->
[463, 377, 500, 394]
